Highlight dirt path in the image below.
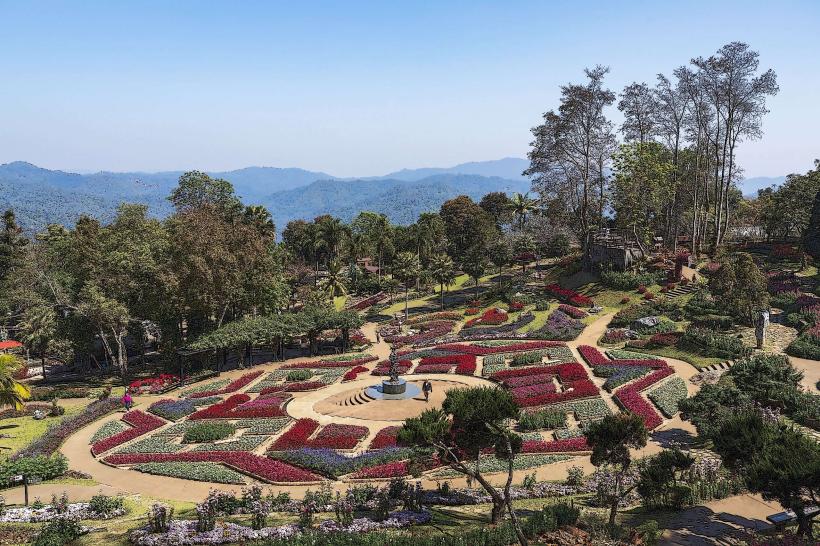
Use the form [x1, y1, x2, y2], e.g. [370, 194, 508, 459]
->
[789, 355, 820, 392]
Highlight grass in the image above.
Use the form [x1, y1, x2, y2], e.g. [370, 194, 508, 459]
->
[0, 401, 89, 459]
[624, 345, 724, 370]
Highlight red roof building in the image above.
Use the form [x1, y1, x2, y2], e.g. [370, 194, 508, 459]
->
[0, 340, 23, 351]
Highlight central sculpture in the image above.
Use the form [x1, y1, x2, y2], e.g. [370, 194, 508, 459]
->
[365, 347, 421, 400]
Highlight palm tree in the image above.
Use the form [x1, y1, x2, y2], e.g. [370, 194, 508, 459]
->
[0, 354, 31, 410]
[429, 254, 456, 310]
[510, 192, 539, 230]
[322, 259, 348, 301]
[243, 205, 276, 238]
[372, 217, 393, 282]
[18, 304, 56, 381]
[392, 252, 421, 321]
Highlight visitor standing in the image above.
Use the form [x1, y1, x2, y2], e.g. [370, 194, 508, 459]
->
[422, 380, 432, 402]
[122, 391, 133, 412]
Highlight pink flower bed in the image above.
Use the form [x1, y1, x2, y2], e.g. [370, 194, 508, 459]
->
[188, 370, 263, 399]
[492, 365, 558, 381]
[351, 292, 387, 310]
[413, 363, 453, 374]
[436, 341, 563, 356]
[502, 374, 554, 388]
[369, 426, 400, 449]
[515, 379, 599, 408]
[91, 411, 165, 455]
[383, 321, 455, 345]
[128, 373, 179, 394]
[455, 360, 477, 375]
[510, 382, 556, 399]
[310, 424, 368, 449]
[419, 354, 476, 367]
[270, 418, 320, 451]
[282, 355, 378, 370]
[371, 360, 412, 376]
[190, 393, 288, 419]
[546, 284, 594, 307]
[522, 437, 589, 453]
[104, 451, 321, 483]
[350, 461, 409, 479]
[578, 345, 667, 369]
[558, 304, 587, 319]
[342, 365, 370, 381]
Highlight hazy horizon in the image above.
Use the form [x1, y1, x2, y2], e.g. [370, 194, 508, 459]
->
[1, 1, 818, 178]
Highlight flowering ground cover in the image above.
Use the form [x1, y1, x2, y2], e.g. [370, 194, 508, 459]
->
[510, 382, 557, 400]
[464, 308, 509, 328]
[413, 363, 453, 374]
[114, 436, 184, 454]
[91, 411, 166, 455]
[189, 393, 289, 419]
[370, 359, 412, 376]
[89, 421, 127, 444]
[350, 460, 410, 479]
[369, 426, 400, 449]
[128, 373, 179, 394]
[268, 418, 320, 450]
[647, 376, 688, 417]
[382, 320, 456, 345]
[191, 435, 268, 452]
[521, 437, 589, 453]
[432, 454, 572, 477]
[188, 371, 264, 399]
[180, 379, 230, 397]
[536, 309, 585, 340]
[281, 355, 377, 370]
[500, 373, 554, 389]
[236, 418, 291, 435]
[259, 381, 325, 394]
[309, 423, 368, 449]
[546, 284, 594, 307]
[132, 461, 247, 484]
[437, 340, 563, 356]
[104, 451, 322, 483]
[342, 365, 370, 381]
[269, 447, 419, 478]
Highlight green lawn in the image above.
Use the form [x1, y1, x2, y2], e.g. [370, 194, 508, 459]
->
[0, 401, 89, 459]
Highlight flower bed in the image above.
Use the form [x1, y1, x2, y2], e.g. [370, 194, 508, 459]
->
[369, 426, 400, 449]
[350, 292, 387, 310]
[370, 359, 412, 376]
[510, 382, 556, 400]
[188, 371, 263, 399]
[546, 284, 594, 307]
[342, 365, 370, 381]
[350, 460, 409, 479]
[189, 394, 288, 420]
[602, 367, 650, 392]
[282, 355, 378, 370]
[90, 421, 128, 444]
[578, 345, 666, 369]
[558, 304, 587, 319]
[236, 418, 291, 435]
[464, 308, 509, 328]
[148, 399, 198, 421]
[269, 447, 418, 479]
[132, 461, 247, 484]
[647, 377, 688, 417]
[259, 381, 326, 394]
[91, 411, 166, 455]
[502, 373, 554, 388]
[269, 419, 320, 451]
[191, 435, 268, 452]
[436, 341, 563, 356]
[104, 451, 322, 483]
[309, 424, 368, 450]
[413, 363, 453, 374]
[129, 373, 179, 394]
[550, 399, 611, 423]
[515, 380, 599, 408]
[613, 389, 662, 429]
[383, 320, 456, 345]
[115, 436, 184, 454]
[521, 437, 589, 453]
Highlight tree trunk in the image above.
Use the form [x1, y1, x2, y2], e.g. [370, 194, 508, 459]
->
[504, 449, 528, 546]
[404, 287, 409, 321]
[40, 354, 47, 382]
[609, 498, 618, 527]
[440, 283, 445, 310]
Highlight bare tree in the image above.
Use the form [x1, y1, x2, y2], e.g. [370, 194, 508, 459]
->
[618, 82, 658, 144]
[654, 74, 688, 248]
[525, 66, 616, 264]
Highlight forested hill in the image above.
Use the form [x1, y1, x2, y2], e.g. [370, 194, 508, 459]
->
[0, 161, 529, 232]
[265, 174, 531, 227]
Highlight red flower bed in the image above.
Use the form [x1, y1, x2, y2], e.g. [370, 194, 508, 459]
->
[370, 360, 412, 376]
[419, 354, 476, 368]
[509, 301, 525, 312]
[282, 355, 378, 370]
[129, 373, 179, 394]
[522, 437, 589, 453]
[270, 418, 320, 450]
[578, 345, 667, 369]
[189, 393, 289, 419]
[351, 292, 387, 310]
[189, 394, 245, 419]
[516, 379, 599, 408]
[510, 382, 556, 399]
[502, 374, 553, 388]
[436, 341, 564, 356]
[91, 411, 165, 455]
[188, 371, 263, 399]
[465, 307, 480, 316]
[492, 365, 560, 381]
[464, 308, 509, 328]
[342, 365, 370, 381]
[553, 362, 591, 381]
[369, 426, 400, 449]
[455, 360, 476, 375]
[546, 284, 594, 307]
[350, 461, 409, 479]
[310, 424, 368, 449]
[413, 363, 453, 374]
[614, 389, 663, 429]
[383, 321, 455, 345]
[649, 333, 681, 346]
[558, 304, 587, 319]
[104, 451, 321, 483]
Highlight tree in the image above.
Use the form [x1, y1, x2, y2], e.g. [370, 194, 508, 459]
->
[0, 210, 28, 313]
[479, 192, 513, 228]
[637, 449, 694, 509]
[429, 254, 456, 310]
[708, 252, 768, 324]
[391, 252, 420, 321]
[0, 354, 31, 410]
[618, 82, 657, 143]
[585, 413, 648, 526]
[168, 171, 242, 216]
[439, 196, 496, 261]
[462, 250, 487, 298]
[18, 303, 57, 381]
[242, 205, 276, 240]
[713, 410, 820, 538]
[512, 234, 536, 273]
[806, 186, 820, 261]
[398, 387, 528, 545]
[487, 238, 513, 286]
[509, 192, 539, 230]
[322, 259, 348, 301]
[526, 66, 616, 259]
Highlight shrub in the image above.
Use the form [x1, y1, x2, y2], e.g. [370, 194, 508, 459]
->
[183, 422, 236, 443]
[620, 297, 631, 304]
[649, 332, 681, 347]
[518, 409, 567, 431]
[286, 369, 312, 382]
[0, 454, 68, 486]
[600, 269, 662, 290]
[680, 327, 752, 359]
[88, 494, 124, 517]
[33, 517, 84, 546]
[566, 465, 584, 486]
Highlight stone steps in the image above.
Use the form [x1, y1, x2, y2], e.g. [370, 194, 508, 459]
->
[340, 389, 375, 406]
[665, 283, 696, 299]
[702, 360, 735, 372]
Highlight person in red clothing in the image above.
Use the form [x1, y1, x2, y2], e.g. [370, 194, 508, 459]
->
[121, 391, 133, 411]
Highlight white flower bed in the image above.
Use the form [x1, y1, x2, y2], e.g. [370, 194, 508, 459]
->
[648, 377, 688, 417]
[130, 511, 432, 546]
[0, 502, 124, 523]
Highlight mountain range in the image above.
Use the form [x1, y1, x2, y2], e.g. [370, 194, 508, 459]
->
[0, 158, 781, 233]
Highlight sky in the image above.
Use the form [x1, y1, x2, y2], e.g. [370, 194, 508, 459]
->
[0, 0, 818, 179]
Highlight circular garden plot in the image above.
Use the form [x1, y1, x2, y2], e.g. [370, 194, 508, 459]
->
[89, 336, 688, 487]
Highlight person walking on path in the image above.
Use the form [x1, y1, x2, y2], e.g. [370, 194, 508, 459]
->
[422, 380, 432, 402]
[122, 391, 133, 412]
[375, 332, 380, 343]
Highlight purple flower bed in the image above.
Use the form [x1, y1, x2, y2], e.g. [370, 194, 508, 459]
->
[148, 399, 197, 421]
[13, 397, 121, 459]
[458, 313, 535, 338]
[536, 310, 584, 341]
[510, 382, 556, 398]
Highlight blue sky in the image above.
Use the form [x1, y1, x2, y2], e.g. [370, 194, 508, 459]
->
[0, 1, 818, 179]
